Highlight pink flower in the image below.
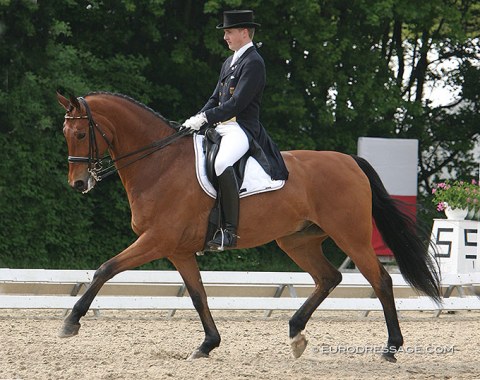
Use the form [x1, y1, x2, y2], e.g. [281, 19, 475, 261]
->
[436, 202, 446, 211]
[432, 188, 437, 194]
[472, 179, 477, 185]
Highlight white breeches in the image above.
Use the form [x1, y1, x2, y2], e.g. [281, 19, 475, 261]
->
[214, 121, 249, 176]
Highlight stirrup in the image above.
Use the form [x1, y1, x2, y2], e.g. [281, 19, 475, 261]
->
[207, 228, 238, 251]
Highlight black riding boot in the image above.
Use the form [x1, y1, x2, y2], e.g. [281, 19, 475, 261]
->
[207, 167, 239, 251]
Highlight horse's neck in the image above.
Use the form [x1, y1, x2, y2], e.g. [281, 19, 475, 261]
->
[106, 108, 171, 158]
[101, 101, 183, 195]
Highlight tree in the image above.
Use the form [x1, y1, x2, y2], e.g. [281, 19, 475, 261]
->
[0, 0, 478, 269]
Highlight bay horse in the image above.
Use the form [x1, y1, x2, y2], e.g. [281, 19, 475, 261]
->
[57, 91, 440, 362]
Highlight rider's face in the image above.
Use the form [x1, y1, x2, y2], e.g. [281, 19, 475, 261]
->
[223, 28, 249, 52]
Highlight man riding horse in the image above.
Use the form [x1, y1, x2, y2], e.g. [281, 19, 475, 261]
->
[182, 10, 289, 251]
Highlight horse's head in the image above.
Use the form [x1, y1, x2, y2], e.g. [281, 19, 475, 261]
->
[57, 92, 113, 193]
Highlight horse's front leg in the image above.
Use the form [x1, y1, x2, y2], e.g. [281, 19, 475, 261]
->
[59, 235, 158, 338]
[170, 255, 221, 359]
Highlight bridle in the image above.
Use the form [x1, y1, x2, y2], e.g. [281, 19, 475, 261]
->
[65, 97, 112, 180]
[65, 97, 191, 182]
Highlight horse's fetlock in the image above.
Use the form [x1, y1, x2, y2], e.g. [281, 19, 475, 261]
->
[207, 333, 221, 348]
[289, 318, 305, 338]
[388, 334, 404, 351]
[199, 334, 221, 355]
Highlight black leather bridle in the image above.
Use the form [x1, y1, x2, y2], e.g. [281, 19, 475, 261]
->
[65, 97, 190, 182]
[65, 97, 112, 180]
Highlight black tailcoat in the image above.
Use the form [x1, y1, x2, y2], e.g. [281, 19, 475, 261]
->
[200, 46, 289, 180]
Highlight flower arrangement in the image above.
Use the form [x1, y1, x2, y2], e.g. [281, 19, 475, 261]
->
[432, 179, 480, 212]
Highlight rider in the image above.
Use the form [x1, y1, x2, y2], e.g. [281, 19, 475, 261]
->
[182, 9, 289, 250]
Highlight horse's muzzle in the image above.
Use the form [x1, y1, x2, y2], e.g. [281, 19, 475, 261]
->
[73, 180, 87, 192]
[70, 175, 96, 193]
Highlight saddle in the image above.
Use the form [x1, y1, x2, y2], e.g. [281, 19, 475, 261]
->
[195, 127, 286, 252]
[203, 127, 248, 192]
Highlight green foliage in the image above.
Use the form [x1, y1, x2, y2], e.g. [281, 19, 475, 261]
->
[0, 0, 478, 270]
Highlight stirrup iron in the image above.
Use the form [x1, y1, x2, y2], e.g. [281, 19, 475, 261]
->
[208, 228, 239, 251]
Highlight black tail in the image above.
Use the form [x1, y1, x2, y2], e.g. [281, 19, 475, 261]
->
[351, 155, 441, 302]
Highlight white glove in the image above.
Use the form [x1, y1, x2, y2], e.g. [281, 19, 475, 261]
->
[182, 113, 207, 131]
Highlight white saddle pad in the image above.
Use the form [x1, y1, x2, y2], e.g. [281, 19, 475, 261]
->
[193, 134, 285, 199]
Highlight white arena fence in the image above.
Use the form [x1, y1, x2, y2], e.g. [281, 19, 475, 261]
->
[0, 269, 479, 317]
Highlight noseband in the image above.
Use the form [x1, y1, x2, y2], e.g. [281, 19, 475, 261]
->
[64, 97, 190, 182]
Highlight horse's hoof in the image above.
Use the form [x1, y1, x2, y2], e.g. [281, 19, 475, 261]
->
[382, 352, 397, 363]
[187, 349, 209, 360]
[290, 333, 308, 359]
[58, 322, 81, 338]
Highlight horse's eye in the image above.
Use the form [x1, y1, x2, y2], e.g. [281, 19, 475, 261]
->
[76, 132, 86, 140]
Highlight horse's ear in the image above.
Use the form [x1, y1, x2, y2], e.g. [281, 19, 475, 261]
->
[69, 94, 81, 110]
[56, 91, 71, 111]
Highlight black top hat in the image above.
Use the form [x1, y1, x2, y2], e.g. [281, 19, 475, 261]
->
[216, 10, 261, 29]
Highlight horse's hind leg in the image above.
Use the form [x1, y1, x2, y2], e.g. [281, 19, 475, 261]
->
[330, 219, 403, 362]
[276, 232, 342, 359]
[343, 246, 403, 362]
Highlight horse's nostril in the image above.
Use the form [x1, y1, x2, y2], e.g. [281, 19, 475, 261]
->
[73, 180, 85, 191]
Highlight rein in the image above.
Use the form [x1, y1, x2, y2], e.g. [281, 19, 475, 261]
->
[66, 97, 190, 182]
